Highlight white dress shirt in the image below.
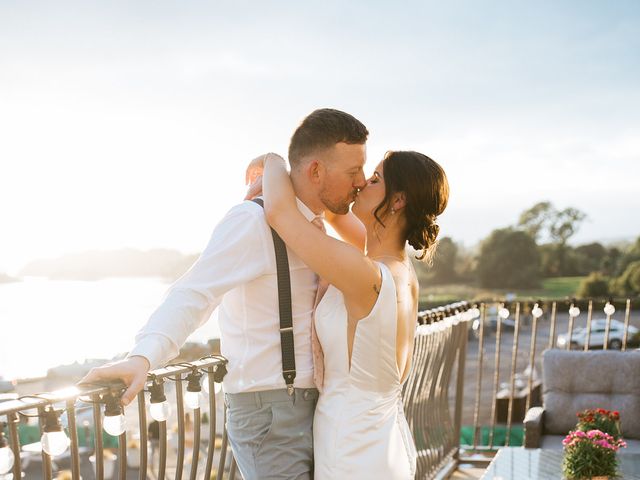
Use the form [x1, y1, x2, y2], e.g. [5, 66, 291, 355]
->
[129, 198, 320, 393]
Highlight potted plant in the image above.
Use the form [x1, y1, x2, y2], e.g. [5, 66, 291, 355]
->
[562, 408, 627, 480]
[575, 409, 621, 439]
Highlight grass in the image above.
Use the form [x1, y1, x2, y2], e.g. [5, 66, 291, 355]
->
[420, 276, 586, 305]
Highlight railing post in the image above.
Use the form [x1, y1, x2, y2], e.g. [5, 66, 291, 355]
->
[66, 399, 82, 480]
[7, 412, 21, 479]
[453, 313, 469, 462]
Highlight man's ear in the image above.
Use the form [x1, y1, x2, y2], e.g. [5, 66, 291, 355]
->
[306, 159, 324, 185]
[392, 192, 406, 211]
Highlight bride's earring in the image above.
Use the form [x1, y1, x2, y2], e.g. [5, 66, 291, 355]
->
[391, 208, 396, 215]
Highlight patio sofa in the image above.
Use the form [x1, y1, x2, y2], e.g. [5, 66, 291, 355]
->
[524, 349, 640, 452]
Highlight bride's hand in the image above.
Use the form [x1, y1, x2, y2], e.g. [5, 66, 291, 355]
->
[244, 153, 284, 200]
[244, 174, 263, 200]
[245, 152, 284, 185]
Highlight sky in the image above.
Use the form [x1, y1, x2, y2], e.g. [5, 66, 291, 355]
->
[2, 1, 639, 275]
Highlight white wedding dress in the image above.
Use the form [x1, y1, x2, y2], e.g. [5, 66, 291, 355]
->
[313, 262, 417, 479]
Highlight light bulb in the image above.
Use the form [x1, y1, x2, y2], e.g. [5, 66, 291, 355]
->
[102, 391, 126, 436]
[41, 431, 70, 457]
[103, 414, 126, 437]
[40, 407, 69, 458]
[532, 306, 543, 318]
[569, 306, 581, 317]
[498, 308, 510, 319]
[0, 445, 14, 474]
[185, 391, 201, 410]
[184, 369, 203, 410]
[150, 401, 171, 422]
[604, 303, 615, 315]
[148, 377, 170, 421]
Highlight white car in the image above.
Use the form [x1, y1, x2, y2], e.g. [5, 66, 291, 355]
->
[556, 318, 639, 350]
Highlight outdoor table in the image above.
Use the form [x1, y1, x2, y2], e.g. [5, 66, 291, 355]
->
[481, 447, 640, 479]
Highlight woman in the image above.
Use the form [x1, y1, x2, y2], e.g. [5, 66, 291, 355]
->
[262, 150, 449, 479]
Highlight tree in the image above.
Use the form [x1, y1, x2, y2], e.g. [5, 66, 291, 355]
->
[427, 237, 458, 284]
[517, 202, 587, 276]
[618, 237, 640, 276]
[548, 207, 587, 246]
[517, 201, 553, 242]
[476, 228, 542, 288]
[574, 242, 606, 276]
[601, 247, 622, 277]
[611, 261, 640, 297]
[577, 272, 610, 298]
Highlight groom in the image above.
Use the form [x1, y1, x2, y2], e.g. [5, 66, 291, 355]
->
[81, 108, 368, 479]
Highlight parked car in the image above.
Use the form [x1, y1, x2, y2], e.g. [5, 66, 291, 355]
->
[485, 305, 516, 331]
[556, 318, 639, 350]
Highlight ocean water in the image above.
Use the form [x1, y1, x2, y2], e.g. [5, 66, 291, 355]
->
[0, 277, 221, 381]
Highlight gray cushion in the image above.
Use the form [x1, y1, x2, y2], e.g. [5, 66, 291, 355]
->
[542, 349, 640, 439]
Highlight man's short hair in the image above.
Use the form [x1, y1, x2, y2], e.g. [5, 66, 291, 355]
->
[288, 108, 369, 168]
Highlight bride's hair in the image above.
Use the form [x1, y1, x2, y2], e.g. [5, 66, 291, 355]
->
[373, 151, 449, 261]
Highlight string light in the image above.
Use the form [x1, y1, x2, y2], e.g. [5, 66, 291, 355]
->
[532, 303, 543, 318]
[185, 369, 203, 410]
[41, 407, 70, 457]
[103, 392, 126, 436]
[148, 378, 171, 422]
[604, 301, 615, 316]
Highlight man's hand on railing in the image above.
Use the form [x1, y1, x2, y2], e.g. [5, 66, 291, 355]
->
[79, 356, 150, 407]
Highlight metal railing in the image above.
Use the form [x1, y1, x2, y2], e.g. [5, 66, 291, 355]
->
[0, 356, 234, 480]
[4, 299, 631, 479]
[403, 301, 475, 479]
[459, 298, 637, 465]
[0, 302, 474, 480]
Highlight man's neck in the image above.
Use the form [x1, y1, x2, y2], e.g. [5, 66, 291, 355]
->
[291, 173, 324, 215]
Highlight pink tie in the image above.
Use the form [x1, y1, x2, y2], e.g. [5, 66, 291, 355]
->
[310, 217, 328, 392]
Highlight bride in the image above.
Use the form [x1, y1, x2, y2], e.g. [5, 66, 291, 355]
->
[261, 150, 449, 479]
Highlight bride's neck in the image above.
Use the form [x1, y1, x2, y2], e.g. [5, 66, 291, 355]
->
[366, 225, 406, 261]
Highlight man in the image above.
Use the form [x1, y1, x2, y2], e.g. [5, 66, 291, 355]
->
[81, 108, 368, 479]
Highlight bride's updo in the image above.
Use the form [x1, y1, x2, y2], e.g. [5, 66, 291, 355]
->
[373, 151, 449, 261]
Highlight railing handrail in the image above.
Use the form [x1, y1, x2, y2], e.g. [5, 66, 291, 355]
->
[0, 356, 227, 416]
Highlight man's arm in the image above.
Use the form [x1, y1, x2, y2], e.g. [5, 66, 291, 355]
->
[80, 203, 271, 405]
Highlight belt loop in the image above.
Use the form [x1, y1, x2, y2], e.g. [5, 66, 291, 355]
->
[254, 391, 262, 409]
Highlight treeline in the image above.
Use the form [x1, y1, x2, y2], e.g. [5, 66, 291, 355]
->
[417, 201, 640, 297]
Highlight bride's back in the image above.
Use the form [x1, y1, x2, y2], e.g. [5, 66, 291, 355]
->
[380, 258, 419, 384]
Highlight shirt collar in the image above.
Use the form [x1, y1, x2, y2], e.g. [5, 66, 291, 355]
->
[296, 197, 323, 222]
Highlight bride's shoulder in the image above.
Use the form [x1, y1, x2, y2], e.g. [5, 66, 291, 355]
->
[374, 260, 417, 294]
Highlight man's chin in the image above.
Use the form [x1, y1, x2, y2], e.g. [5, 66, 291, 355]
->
[334, 207, 351, 215]
[327, 204, 351, 215]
